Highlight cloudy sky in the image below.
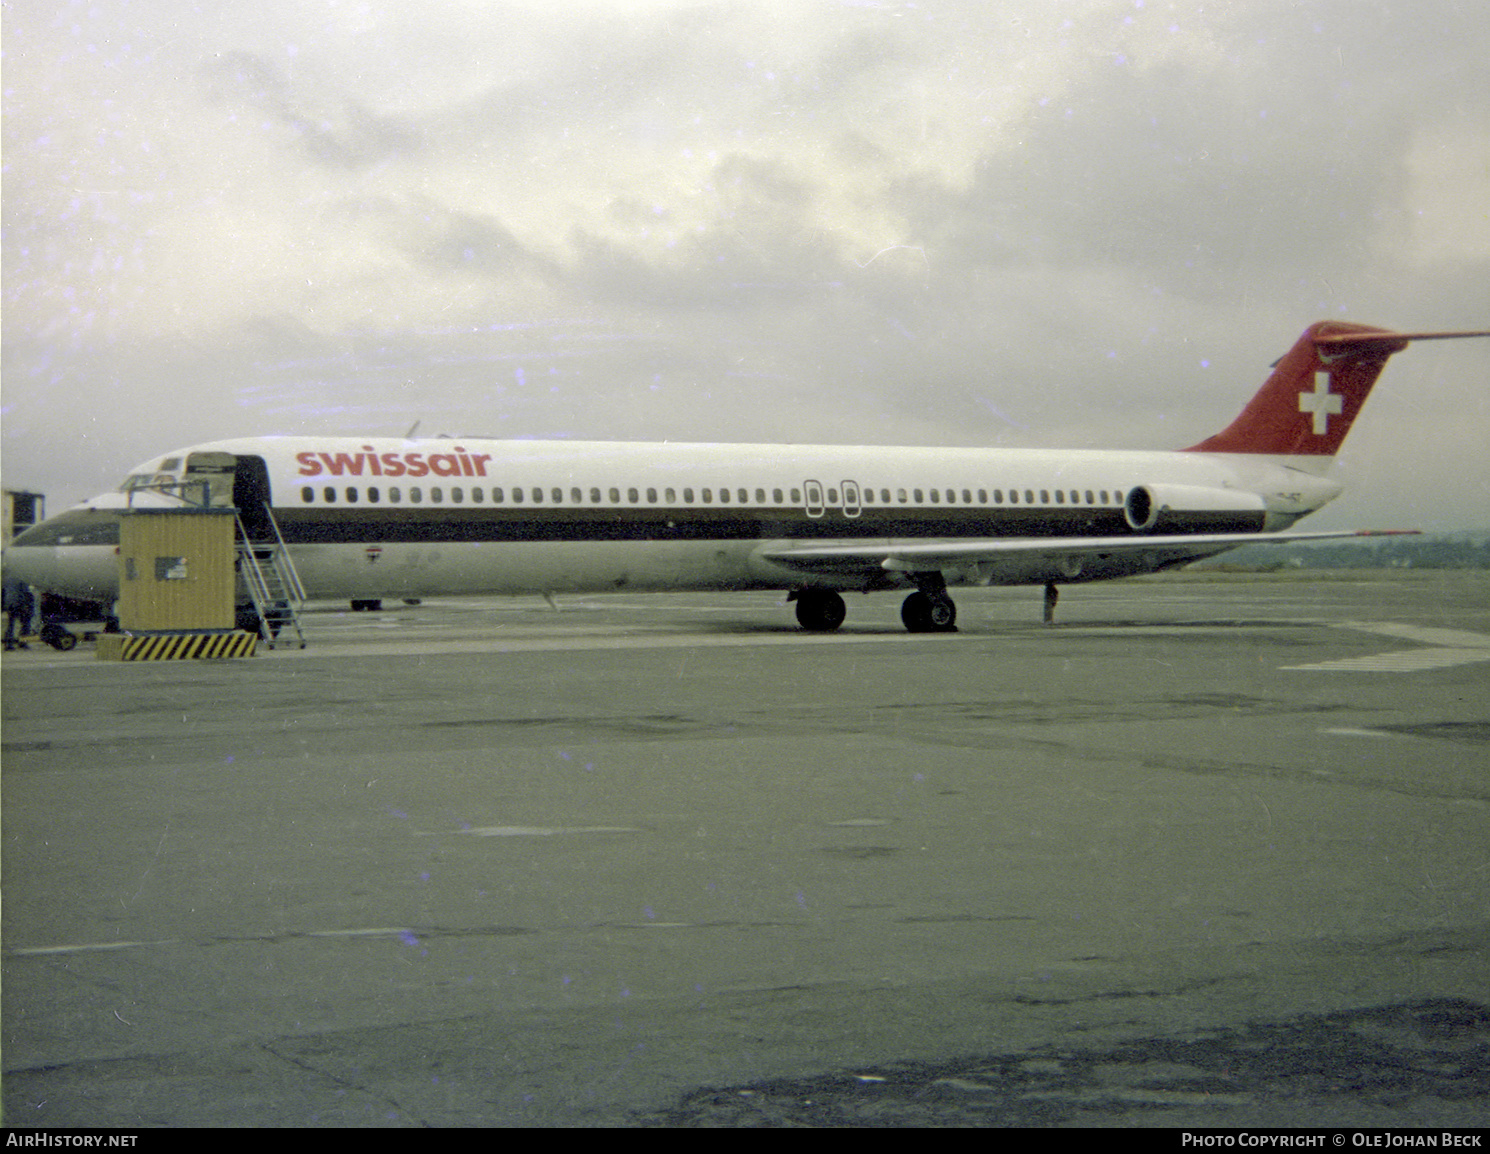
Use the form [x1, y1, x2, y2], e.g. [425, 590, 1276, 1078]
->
[4, 0, 1488, 529]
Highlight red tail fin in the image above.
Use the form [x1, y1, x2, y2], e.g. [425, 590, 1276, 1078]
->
[1186, 322, 1413, 457]
[1187, 322, 1490, 457]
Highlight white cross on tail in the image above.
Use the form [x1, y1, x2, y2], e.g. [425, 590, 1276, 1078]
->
[1299, 371, 1343, 435]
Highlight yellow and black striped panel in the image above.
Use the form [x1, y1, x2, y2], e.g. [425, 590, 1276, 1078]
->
[118, 632, 258, 661]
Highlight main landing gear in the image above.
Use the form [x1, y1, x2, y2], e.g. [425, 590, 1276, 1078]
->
[792, 589, 847, 632]
[792, 578, 1060, 634]
[791, 576, 959, 634]
[901, 571, 957, 633]
[900, 590, 957, 632]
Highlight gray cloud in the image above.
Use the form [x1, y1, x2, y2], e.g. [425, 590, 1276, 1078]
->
[200, 51, 425, 171]
[3, 0, 1487, 530]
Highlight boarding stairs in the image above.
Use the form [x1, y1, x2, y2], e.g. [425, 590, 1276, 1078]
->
[235, 505, 307, 650]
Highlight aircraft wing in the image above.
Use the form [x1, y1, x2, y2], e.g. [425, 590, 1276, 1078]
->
[757, 529, 1413, 582]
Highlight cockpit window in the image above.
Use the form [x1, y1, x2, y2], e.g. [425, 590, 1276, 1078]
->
[120, 474, 157, 492]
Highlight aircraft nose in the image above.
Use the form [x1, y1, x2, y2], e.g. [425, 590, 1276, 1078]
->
[2, 505, 123, 601]
[1, 541, 53, 589]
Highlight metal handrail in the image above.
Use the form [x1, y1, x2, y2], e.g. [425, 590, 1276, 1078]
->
[234, 504, 307, 649]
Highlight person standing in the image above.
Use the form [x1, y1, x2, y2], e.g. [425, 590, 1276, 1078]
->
[3, 574, 35, 650]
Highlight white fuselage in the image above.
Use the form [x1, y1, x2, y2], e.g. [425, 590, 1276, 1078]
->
[4, 436, 1342, 604]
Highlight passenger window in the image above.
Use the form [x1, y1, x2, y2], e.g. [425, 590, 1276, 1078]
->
[1010, 490, 1019, 504]
[790, 488, 801, 503]
[827, 488, 838, 504]
[718, 488, 729, 503]
[590, 488, 602, 503]
[410, 488, 423, 504]
[929, 489, 939, 504]
[324, 487, 336, 503]
[431, 488, 443, 503]
[1055, 490, 1065, 504]
[1025, 490, 1034, 504]
[703, 489, 713, 503]
[993, 489, 1002, 503]
[301, 487, 314, 503]
[492, 487, 504, 503]
[389, 487, 402, 503]
[647, 488, 658, 503]
[738, 488, 748, 503]
[571, 488, 582, 503]
[755, 488, 766, 503]
[471, 487, 483, 503]
[628, 488, 639, 503]
[609, 488, 621, 503]
[512, 488, 523, 503]
[914, 489, 924, 503]
[1085, 490, 1094, 505]
[369, 487, 380, 503]
[897, 489, 907, 503]
[1040, 490, 1049, 503]
[451, 488, 463, 503]
[773, 488, 784, 503]
[531, 488, 542, 503]
[665, 487, 676, 503]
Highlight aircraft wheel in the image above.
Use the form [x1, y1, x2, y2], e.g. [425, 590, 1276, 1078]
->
[902, 591, 957, 633]
[929, 596, 957, 631]
[794, 590, 846, 632]
[40, 624, 77, 651]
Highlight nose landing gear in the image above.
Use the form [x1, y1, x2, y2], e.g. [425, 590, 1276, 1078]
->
[38, 623, 78, 651]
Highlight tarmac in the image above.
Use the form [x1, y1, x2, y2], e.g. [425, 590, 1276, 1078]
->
[2, 570, 1487, 1127]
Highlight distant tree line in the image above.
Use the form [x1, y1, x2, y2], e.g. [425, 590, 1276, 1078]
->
[1193, 531, 1490, 571]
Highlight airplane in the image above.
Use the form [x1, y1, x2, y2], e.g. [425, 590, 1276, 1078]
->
[5, 320, 1487, 641]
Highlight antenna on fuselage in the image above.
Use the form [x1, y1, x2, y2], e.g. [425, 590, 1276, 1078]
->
[404, 420, 421, 440]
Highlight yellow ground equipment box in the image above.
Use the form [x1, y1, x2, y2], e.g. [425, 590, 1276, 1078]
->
[99, 507, 255, 659]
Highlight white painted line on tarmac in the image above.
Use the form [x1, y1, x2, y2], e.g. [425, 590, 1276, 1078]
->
[9, 939, 179, 956]
[1337, 621, 1490, 649]
[12, 927, 438, 954]
[1282, 621, 1490, 673]
[302, 927, 416, 938]
[1286, 648, 1490, 673]
[460, 825, 642, 837]
[265, 629, 969, 660]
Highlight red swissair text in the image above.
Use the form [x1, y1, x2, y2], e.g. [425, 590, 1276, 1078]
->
[296, 446, 493, 479]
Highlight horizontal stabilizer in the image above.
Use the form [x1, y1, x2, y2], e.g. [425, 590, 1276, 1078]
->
[1314, 328, 1490, 348]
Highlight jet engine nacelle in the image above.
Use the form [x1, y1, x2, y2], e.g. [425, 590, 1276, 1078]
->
[1124, 484, 1268, 533]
